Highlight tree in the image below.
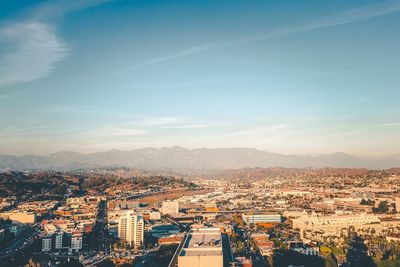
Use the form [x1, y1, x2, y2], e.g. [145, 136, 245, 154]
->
[360, 199, 375, 206]
[346, 236, 376, 267]
[25, 258, 41, 267]
[97, 260, 115, 267]
[374, 201, 390, 214]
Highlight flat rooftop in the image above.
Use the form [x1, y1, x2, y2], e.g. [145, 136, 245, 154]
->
[180, 230, 222, 257]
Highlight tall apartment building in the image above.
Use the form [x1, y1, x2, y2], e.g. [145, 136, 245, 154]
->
[118, 212, 144, 250]
[41, 231, 65, 252]
[160, 201, 179, 215]
[71, 232, 83, 252]
[55, 232, 63, 249]
[42, 234, 53, 252]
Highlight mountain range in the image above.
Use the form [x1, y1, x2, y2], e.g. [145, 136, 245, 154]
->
[0, 147, 399, 170]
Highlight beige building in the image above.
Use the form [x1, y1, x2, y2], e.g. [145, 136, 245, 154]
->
[0, 211, 37, 224]
[118, 211, 144, 250]
[292, 212, 380, 238]
[149, 211, 161, 220]
[177, 228, 225, 267]
[160, 201, 179, 215]
[242, 213, 281, 224]
[395, 198, 400, 212]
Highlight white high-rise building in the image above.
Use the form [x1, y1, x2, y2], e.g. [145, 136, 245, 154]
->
[55, 232, 63, 249]
[118, 212, 144, 250]
[71, 232, 83, 252]
[160, 201, 179, 215]
[42, 235, 52, 252]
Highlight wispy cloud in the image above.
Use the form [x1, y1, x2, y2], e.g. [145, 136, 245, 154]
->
[125, 0, 400, 70]
[115, 76, 271, 87]
[88, 127, 147, 137]
[377, 122, 400, 127]
[210, 124, 292, 139]
[30, 0, 116, 21]
[135, 117, 179, 127]
[159, 124, 208, 129]
[0, 0, 115, 88]
[0, 22, 68, 87]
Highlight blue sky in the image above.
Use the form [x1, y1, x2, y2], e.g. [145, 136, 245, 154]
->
[0, 0, 400, 156]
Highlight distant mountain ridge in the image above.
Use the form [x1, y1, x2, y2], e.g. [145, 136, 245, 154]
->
[0, 147, 399, 170]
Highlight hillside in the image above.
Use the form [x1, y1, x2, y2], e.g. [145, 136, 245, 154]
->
[0, 147, 399, 170]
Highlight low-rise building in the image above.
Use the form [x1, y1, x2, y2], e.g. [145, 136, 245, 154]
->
[288, 241, 319, 256]
[177, 228, 226, 267]
[242, 213, 281, 225]
[292, 212, 380, 238]
[0, 211, 37, 224]
[168, 226, 234, 267]
[160, 201, 179, 215]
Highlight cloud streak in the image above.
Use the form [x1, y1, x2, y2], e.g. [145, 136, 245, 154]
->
[30, 0, 116, 21]
[0, 22, 68, 87]
[0, 0, 116, 87]
[126, 0, 400, 70]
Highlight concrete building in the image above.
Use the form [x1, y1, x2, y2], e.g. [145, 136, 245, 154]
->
[71, 232, 83, 252]
[292, 212, 380, 238]
[288, 241, 319, 256]
[42, 235, 53, 252]
[118, 211, 144, 250]
[395, 198, 400, 212]
[0, 211, 37, 224]
[55, 232, 63, 249]
[242, 213, 281, 225]
[149, 211, 161, 220]
[293, 212, 380, 230]
[174, 227, 233, 267]
[41, 231, 65, 252]
[66, 197, 87, 205]
[160, 201, 179, 215]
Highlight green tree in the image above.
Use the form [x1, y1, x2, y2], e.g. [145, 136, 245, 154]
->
[346, 236, 377, 267]
[374, 201, 390, 213]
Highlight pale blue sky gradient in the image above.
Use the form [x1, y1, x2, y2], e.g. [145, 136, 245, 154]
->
[0, 0, 400, 155]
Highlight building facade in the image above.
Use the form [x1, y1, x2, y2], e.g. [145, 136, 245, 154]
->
[118, 212, 144, 250]
[177, 228, 225, 267]
[160, 201, 179, 215]
[241, 213, 281, 225]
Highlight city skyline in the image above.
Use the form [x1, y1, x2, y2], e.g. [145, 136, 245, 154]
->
[1, 0, 400, 156]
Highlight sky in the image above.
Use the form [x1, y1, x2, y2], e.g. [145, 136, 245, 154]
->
[0, 0, 400, 156]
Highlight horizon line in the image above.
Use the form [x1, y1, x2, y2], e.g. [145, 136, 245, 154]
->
[1, 146, 398, 158]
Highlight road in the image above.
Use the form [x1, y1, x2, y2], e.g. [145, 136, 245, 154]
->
[89, 200, 109, 253]
[0, 224, 41, 260]
[235, 227, 269, 267]
[221, 233, 235, 267]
